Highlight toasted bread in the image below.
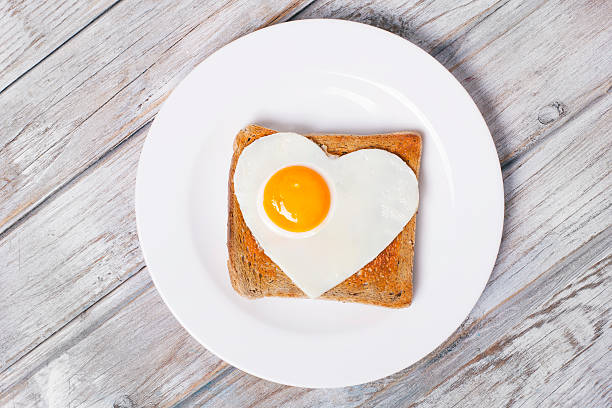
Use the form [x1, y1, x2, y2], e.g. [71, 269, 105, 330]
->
[227, 125, 421, 307]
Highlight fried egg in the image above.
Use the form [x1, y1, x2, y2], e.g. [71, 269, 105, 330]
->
[233, 132, 418, 298]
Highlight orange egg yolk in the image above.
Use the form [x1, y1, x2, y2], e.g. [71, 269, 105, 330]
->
[263, 165, 331, 233]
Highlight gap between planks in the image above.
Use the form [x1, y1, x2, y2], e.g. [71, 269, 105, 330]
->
[0, 0, 124, 96]
[0, 119, 153, 243]
[0, 264, 149, 379]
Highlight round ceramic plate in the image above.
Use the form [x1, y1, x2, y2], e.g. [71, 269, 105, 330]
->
[136, 19, 503, 388]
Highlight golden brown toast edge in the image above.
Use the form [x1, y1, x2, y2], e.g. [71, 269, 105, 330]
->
[227, 125, 421, 307]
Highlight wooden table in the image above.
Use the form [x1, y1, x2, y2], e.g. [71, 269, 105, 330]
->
[1, 1, 610, 406]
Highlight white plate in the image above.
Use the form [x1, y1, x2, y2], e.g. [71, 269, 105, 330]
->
[136, 19, 503, 388]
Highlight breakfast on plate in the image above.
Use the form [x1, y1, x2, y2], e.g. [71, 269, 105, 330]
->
[227, 124, 421, 307]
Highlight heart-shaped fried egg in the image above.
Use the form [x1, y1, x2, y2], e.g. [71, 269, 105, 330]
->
[233, 132, 418, 298]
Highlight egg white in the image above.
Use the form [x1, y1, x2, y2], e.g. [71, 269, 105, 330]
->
[233, 132, 418, 298]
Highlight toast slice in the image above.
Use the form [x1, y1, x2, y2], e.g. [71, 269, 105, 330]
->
[227, 125, 421, 307]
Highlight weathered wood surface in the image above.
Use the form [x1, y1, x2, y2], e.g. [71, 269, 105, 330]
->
[0, 0, 118, 92]
[0, 0, 314, 235]
[0, 269, 228, 407]
[0, 124, 146, 371]
[0, 0, 610, 406]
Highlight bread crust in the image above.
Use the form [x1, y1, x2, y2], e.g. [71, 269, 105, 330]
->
[227, 125, 421, 307]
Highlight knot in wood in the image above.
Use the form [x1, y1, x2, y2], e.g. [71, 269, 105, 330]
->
[538, 102, 566, 124]
[113, 395, 135, 408]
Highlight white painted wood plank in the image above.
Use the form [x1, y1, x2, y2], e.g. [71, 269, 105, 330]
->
[0, 269, 231, 407]
[0, 0, 313, 235]
[403, 242, 611, 408]
[477, 92, 611, 314]
[538, 342, 611, 408]
[1, 79, 609, 406]
[296, 0, 612, 162]
[0, 124, 147, 371]
[296, 0, 504, 53]
[0, 0, 117, 91]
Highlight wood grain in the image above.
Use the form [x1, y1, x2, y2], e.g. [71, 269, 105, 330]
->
[368, 231, 611, 408]
[1, 0, 610, 406]
[0, 0, 314, 237]
[0, 269, 231, 408]
[0, 124, 146, 371]
[0, 0, 118, 91]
